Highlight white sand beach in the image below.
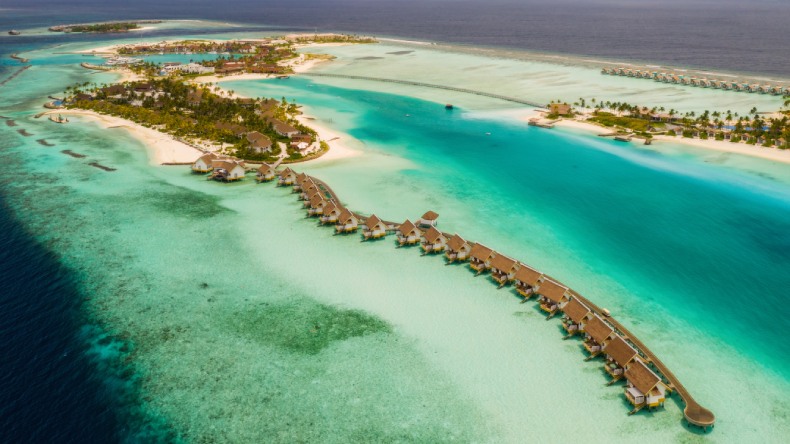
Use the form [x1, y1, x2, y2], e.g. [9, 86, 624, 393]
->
[44, 110, 203, 165]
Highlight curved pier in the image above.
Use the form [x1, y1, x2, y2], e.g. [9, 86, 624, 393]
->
[260, 168, 716, 430]
[301, 73, 544, 107]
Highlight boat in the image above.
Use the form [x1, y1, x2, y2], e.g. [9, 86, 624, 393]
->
[445, 104, 453, 110]
[49, 114, 69, 124]
[8, 30, 21, 36]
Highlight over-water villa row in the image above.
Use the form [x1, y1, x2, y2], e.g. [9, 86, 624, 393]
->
[189, 154, 716, 432]
[601, 67, 790, 95]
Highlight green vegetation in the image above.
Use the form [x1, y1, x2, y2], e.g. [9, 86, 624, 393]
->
[65, 78, 317, 161]
[589, 111, 663, 132]
[50, 21, 159, 33]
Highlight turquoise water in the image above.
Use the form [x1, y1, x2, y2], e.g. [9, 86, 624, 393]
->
[3, 34, 790, 441]
[226, 77, 790, 377]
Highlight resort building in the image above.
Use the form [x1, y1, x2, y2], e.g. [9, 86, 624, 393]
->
[418, 211, 439, 228]
[210, 160, 246, 182]
[362, 214, 389, 241]
[603, 335, 640, 384]
[293, 172, 309, 191]
[536, 279, 570, 318]
[255, 163, 275, 182]
[246, 131, 273, 154]
[513, 264, 543, 299]
[547, 103, 573, 116]
[583, 315, 616, 359]
[445, 234, 473, 263]
[277, 167, 297, 186]
[271, 119, 299, 138]
[192, 152, 217, 173]
[303, 189, 323, 208]
[335, 208, 359, 234]
[420, 226, 447, 254]
[623, 359, 669, 413]
[560, 297, 593, 338]
[320, 201, 342, 225]
[299, 180, 319, 201]
[397, 220, 423, 246]
[490, 254, 520, 288]
[307, 193, 328, 217]
[469, 243, 495, 274]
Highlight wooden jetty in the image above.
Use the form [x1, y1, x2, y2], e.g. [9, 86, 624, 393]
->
[190, 159, 716, 431]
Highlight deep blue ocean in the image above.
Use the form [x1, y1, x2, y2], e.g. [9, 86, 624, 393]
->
[1, 2, 789, 441]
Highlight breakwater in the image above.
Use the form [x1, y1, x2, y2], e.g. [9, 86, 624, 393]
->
[0, 66, 31, 87]
[300, 73, 544, 107]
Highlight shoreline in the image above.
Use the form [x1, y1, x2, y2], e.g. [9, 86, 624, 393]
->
[43, 110, 203, 165]
[545, 116, 790, 165]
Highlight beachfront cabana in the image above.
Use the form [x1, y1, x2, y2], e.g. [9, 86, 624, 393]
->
[469, 243, 495, 275]
[418, 211, 439, 228]
[490, 254, 519, 288]
[561, 297, 593, 338]
[255, 163, 275, 182]
[421, 226, 447, 254]
[320, 201, 342, 225]
[307, 193, 328, 217]
[513, 264, 542, 299]
[335, 208, 359, 234]
[623, 359, 669, 414]
[362, 214, 388, 240]
[583, 315, 616, 359]
[192, 153, 218, 173]
[445, 234, 472, 263]
[210, 160, 246, 182]
[277, 167, 297, 186]
[603, 335, 639, 384]
[396, 220, 422, 247]
[536, 279, 570, 318]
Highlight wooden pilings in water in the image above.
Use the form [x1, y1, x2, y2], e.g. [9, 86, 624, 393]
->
[61, 149, 86, 158]
[0, 65, 31, 87]
[36, 139, 55, 147]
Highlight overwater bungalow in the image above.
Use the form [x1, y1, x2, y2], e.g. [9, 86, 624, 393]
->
[306, 193, 328, 216]
[536, 279, 570, 318]
[255, 163, 275, 182]
[299, 180, 319, 200]
[624, 359, 669, 414]
[603, 335, 640, 384]
[396, 220, 422, 247]
[583, 315, 616, 359]
[445, 234, 472, 263]
[418, 211, 439, 228]
[420, 226, 447, 254]
[320, 201, 342, 224]
[192, 152, 218, 173]
[335, 208, 359, 234]
[490, 254, 519, 288]
[210, 160, 246, 182]
[362, 214, 388, 240]
[277, 167, 297, 186]
[293, 172, 309, 192]
[469, 243, 495, 275]
[561, 297, 593, 338]
[513, 264, 542, 299]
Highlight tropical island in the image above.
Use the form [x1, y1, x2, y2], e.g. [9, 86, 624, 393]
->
[49, 20, 161, 33]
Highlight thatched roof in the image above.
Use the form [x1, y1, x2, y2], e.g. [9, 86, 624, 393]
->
[490, 254, 518, 273]
[423, 226, 445, 244]
[365, 214, 386, 230]
[604, 335, 638, 367]
[322, 201, 339, 216]
[257, 163, 272, 174]
[398, 220, 420, 236]
[562, 297, 591, 324]
[446, 234, 469, 252]
[337, 207, 356, 224]
[308, 193, 325, 208]
[537, 279, 568, 303]
[514, 264, 542, 286]
[196, 152, 217, 164]
[421, 210, 439, 221]
[624, 359, 661, 395]
[469, 243, 494, 261]
[585, 315, 614, 344]
[279, 167, 295, 178]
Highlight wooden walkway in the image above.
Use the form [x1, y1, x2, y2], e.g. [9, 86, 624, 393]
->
[300, 73, 544, 107]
